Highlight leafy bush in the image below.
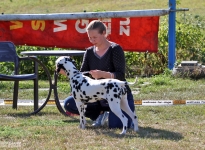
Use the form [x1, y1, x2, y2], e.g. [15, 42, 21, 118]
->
[125, 14, 205, 78]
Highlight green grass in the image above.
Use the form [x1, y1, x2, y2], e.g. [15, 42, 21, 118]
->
[0, 76, 205, 149]
[1, 75, 205, 100]
[135, 75, 205, 100]
[0, 105, 204, 149]
[1, 74, 205, 100]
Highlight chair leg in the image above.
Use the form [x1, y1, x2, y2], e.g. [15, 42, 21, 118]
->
[34, 78, 39, 111]
[13, 81, 19, 109]
[34, 60, 39, 111]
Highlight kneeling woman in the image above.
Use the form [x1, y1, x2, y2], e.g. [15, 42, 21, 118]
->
[58, 20, 135, 128]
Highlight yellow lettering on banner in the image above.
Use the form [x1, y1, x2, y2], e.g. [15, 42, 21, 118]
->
[31, 20, 45, 31]
[10, 21, 23, 30]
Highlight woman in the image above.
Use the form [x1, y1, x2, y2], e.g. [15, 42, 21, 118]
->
[60, 20, 135, 128]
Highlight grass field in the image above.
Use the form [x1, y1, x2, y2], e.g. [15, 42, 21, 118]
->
[0, 105, 204, 149]
[2, 75, 205, 101]
[0, 75, 205, 149]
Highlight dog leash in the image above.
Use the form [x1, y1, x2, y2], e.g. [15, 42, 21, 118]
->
[81, 71, 97, 80]
[81, 71, 90, 74]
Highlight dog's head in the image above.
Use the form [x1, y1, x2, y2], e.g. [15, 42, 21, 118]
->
[55, 56, 77, 74]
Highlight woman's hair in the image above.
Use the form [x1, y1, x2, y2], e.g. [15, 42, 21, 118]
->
[86, 20, 107, 34]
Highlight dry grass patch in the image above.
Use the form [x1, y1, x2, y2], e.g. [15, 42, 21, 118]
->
[0, 105, 204, 149]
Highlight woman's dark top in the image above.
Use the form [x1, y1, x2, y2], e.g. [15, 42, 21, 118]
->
[80, 42, 131, 93]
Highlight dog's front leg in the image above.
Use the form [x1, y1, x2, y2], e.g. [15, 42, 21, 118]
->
[75, 101, 86, 129]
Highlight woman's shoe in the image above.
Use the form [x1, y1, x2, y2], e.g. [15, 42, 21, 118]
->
[65, 111, 79, 116]
[92, 111, 109, 127]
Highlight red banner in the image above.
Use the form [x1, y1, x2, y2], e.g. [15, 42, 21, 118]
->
[0, 17, 159, 52]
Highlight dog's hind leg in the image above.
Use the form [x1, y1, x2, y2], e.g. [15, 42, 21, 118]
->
[75, 101, 86, 129]
[120, 95, 139, 132]
[108, 98, 128, 135]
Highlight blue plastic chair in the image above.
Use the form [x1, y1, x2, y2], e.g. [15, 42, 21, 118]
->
[0, 41, 39, 110]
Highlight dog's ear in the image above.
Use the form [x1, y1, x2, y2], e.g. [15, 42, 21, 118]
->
[56, 64, 61, 73]
[70, 58, 77, 67]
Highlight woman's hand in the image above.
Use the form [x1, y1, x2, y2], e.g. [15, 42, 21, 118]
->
[89, 70, 102, 79]
[90, 70, 113, 79]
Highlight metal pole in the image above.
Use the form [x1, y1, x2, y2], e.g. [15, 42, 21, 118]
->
[0, 9, 169, 21]
[168, 0, 176, 69]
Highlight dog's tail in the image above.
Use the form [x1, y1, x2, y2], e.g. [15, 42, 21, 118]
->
[125, 76, 138, 86]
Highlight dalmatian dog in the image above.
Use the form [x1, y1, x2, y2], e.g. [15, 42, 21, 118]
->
[56, 56, 139, 134]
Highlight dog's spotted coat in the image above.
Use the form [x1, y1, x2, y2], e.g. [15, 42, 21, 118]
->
[56, 56, 139, 134]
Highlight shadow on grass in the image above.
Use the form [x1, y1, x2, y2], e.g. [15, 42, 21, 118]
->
[3, 110, 183, 141]
[5, 112, 32, 118]
[60, 117, 183, 141]
[137, 126, 183, 141]
[5, 111, 62, 118]
[62, 119, 81, 123]
[84, 126, 183, 141]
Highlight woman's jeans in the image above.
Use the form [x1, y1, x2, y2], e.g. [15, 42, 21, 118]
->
[64, 92, 136, 128]
[108, 92, 135, 128]
[64, 95, 102, 121]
